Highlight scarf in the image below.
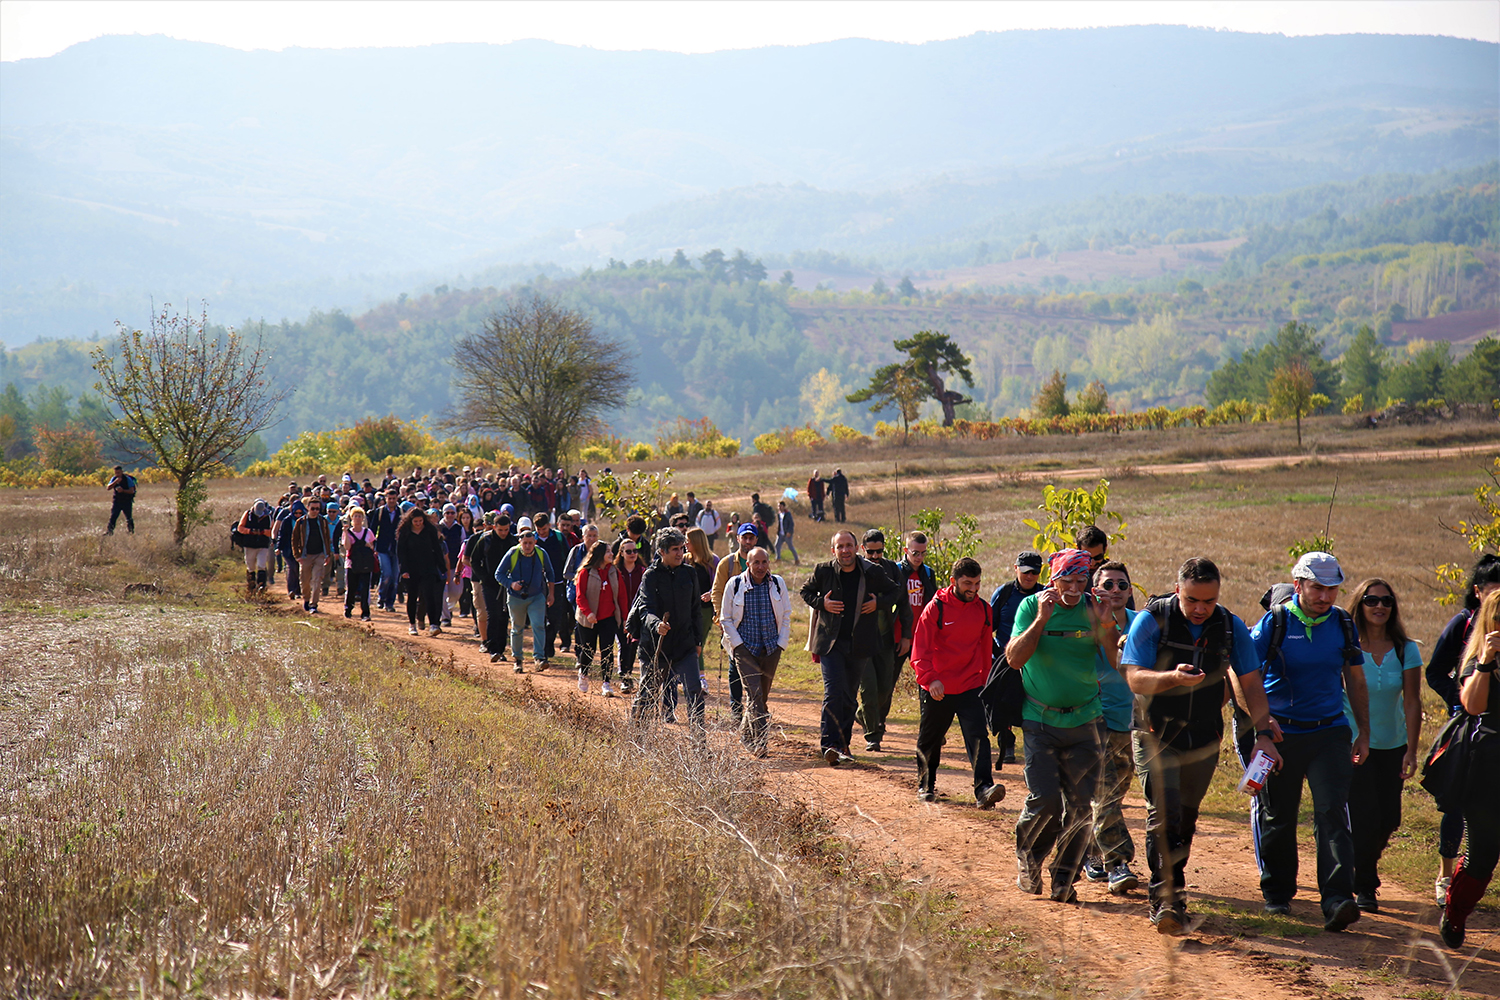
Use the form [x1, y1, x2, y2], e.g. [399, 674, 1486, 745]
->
[1287, 599, 1329, 642]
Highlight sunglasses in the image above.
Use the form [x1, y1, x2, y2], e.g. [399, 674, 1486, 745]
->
[621, 548, 637, 554]
[1095, 579, 1129, 591]
[865, 547, 885, 556]
[1360, 594, 1395, 608]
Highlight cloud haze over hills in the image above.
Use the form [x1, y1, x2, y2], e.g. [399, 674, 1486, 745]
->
[1, 26, 1496, 343]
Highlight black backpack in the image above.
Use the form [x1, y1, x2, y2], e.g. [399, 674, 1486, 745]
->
[347, 531, 377, 574]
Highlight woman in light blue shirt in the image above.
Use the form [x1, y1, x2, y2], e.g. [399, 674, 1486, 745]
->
[1343, 578, 1422, 914]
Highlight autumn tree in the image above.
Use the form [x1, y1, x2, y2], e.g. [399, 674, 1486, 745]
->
[1268, 360, 1317, 447]
[444, 296, 634, 470]
[1033, 369, 1071, 418]
[92, 304, 287, 544]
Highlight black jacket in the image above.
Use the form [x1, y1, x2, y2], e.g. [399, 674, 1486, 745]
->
[628, 558, 707, 662]
[867, 556, 914, 641]
[396, 524, 447, 579]
[799, 557, 898, 658]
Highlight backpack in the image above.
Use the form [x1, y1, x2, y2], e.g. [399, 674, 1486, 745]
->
[1259, 586, 1362, 667]
[347, 531, 376, 574]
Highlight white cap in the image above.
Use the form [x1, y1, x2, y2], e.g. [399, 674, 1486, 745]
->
[1292, 551, 1344, 586]
[517, 516, 533, 530]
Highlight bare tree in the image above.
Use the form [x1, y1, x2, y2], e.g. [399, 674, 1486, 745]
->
[92, 304, 288, 545]
[445, 296, 634, 469]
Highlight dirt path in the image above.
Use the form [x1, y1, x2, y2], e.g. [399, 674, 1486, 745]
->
[714, 441, 1498, 510]
[323, 603, 1497, 1000]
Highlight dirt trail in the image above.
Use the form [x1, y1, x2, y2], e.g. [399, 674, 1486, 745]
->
[329, 605, 1498, 1000]
[716, 442, 1498, 510]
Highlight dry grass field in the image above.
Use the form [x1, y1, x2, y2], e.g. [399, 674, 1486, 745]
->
[2, 420, 1497, 998]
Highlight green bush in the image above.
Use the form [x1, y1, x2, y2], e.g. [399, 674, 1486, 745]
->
[580, 444, 614, 464]
[625, 442, 653, 463]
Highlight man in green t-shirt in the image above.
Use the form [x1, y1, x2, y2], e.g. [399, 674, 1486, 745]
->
[1006, 548, 1118, 902]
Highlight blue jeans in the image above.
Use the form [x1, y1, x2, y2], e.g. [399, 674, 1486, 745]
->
[377, 551, 399, 608]
[509, 592, 548, 663]
[819, 645, 870, 753]
[632, 647, 704, 735]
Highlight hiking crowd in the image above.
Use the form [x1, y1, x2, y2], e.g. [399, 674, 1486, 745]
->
[138, 461, 1498, 952]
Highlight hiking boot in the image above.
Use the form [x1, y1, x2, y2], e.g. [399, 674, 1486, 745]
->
[823, 747, 842, 767]
[535, 660, 549, 673]
[1435, 875, 1452, 907]
[577, 671, 589, 694]
[976, 783, 1006, 809]
[1108, 863, 1140, 895]
[1082, 857, 1108, 882]
[1323, 898, 1361, 933]
[1151, 904, 1187, 936]
[1356, 892, 1378, 913]
[1050, 883, 1079, 904]
[1016, 856, 1043, 895]
[865, 740, 883, 753]
[1440, 913, 1466, 949]
[1263, 902, 1291, 916]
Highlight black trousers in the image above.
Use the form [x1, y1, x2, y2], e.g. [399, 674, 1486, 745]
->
[576, 617, 619, 678]
[108, 497, 134, 532]
[1255, 726, 1356, 914]
[916, 687, 993, 799]
[345, 571, 372, 617]
[832, 496, 846, 522]
[1134, 731, 1219, 910]
[1349, 745, 1406, 896]
[481, 583, 507, 655]
[406, 574, 444, 628]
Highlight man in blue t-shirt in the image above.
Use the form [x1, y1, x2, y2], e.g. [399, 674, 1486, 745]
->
[1249, 551, 1369, 933]
[1121, 556, 1280, 936]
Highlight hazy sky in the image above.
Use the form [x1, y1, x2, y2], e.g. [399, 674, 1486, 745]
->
[3, 0, 1497, 61]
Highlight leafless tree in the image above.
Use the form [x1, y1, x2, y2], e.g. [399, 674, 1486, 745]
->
[444, 296, 634, 468]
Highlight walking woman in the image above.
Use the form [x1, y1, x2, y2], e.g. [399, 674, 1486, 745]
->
[613, 536, 646, 695]
[1343, 578, 1422, 913]
[458, 507, 479, 635]
[396, 507, 447, 636]
[343, 506, 377, 621]
[1427, 554, 1500, 904]
[1441, 589, 1500, 948]
[237, 499, 275, 594]
[575, 541, 626, 696]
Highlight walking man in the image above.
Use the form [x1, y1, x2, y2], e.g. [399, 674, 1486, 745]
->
[774, 499, 800, 565]
[105, 465, 136, 534]
[801, 530, 900, 765]
[720, 546, 792, 755]
[1007, 549, 1117, 902]
[713, 522, 760, 723]
[373, 488, 403, 611]
[807, 469, 826, 522]
[855, 529, 912, 753]
[696, 500, 723, 553]
[497, 525, 554, 673]
[1121, 556, 1283, 934]
[911, 557, 1007, 808]
[291, 496, 333, 615]
[983, 550, 1045, 764]
[629, 528, 709, 743]
[829, 468, 849, 522]
[1250, 551, 1369, 932]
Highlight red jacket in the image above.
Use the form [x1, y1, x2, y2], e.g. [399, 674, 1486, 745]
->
[910, 585, 993, 695]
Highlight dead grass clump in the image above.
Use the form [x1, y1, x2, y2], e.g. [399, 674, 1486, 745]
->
[1, 616, 1026, 999]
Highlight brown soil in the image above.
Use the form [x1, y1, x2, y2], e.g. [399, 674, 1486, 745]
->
[322, 601, 1499, 1000]
[1392, 307, 1500, 347]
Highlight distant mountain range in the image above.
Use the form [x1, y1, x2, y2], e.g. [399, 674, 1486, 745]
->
[1, 27, 1496, 344]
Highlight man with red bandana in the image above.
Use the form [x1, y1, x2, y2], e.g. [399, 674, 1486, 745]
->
[1007, 548, 1119, 902]
[910, 557, 1006, 808]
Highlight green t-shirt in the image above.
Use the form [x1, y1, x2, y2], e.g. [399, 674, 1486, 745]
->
[1011, 593, 1103, 727]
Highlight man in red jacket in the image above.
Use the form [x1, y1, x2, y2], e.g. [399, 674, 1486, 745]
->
[911, 557, 1007, 808]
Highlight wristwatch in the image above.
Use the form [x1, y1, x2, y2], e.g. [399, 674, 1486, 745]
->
[1255, 728, 1274, 740]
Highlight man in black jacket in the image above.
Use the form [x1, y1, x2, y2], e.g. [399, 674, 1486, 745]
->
[629, 528, 709, 741]
[855, 529, 913, 753]
[828, 469, 850, 522]
[981, 550, 1045, 763]
[467, 513, 516, 662]
[801, 530, 900, 764]
[373, 489, 404, 611]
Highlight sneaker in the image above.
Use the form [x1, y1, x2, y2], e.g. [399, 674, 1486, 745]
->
[308, 607, 319, 615]
[577, 672, 589, 693]
[699, 671, 709, 691]
[442, 618, 452, 628]
[1082, 858, 1109, 883]
[1108, 863, 1141, 895]
[1264, 902, 1291, 916]
[428, 625, 442, 636]
[1050, 883, 1079, 904]
[408, 625, 419, 635]
[1324, 899, 1361, 932]
[976, 783, 1006, 810]
[1435, 875, 1452, 907]
[823, 747, 841, 767]
[1356, 892, 1378, 913]
[1016, 856, 1043, 895]
[620, 676, 635, 694]
[601, 681, 615, 698]
[490, 651, 507, 663]
[1440, 913, 1466, 949]
[1151, 904, 1187, 937]
[917, 788, 936, 802]
[535, 660, 549, 673]
[360, 615, 371, 622]
[864, 740, 883, 753]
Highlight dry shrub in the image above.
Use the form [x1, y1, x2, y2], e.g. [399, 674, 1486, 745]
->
[0, 617, 1023, 999]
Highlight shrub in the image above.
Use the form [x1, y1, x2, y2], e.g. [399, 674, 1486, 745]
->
[32, 423, 102, 475]
[829, 424, 869, 444]
[580, 444, 614, 464]
[337, 415, 430, 463]
[753, 432, 785, 455]
[707, 437, 741, 458]
[625, 442, 653, 462]
[663, 441, 692, 459]
[1342, 393, 1365, 415]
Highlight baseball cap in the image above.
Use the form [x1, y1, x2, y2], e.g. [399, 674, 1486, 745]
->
[737, 522, 758, 536]
[1291, 551, 1344, 586]
[1016, 550, 1044, 573]
[517, 516, 533, 530]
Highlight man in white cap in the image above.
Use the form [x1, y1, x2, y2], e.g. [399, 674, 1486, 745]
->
[1250, 551, 1370, 932]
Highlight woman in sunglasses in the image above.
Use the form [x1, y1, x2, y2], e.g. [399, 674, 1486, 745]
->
[1343, 577, 1422, 913]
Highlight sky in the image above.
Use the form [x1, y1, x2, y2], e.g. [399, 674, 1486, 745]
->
[2, 0, 1497, 61]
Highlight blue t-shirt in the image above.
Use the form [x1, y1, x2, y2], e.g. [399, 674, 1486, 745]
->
[1097, 608, 1138, 732]
[1121, 608, 1261, 679]
[1250, 598, 1362, 734]
[1343, 640, 1422, 749]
